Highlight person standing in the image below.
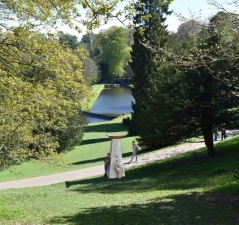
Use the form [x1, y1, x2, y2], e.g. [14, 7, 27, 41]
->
[214, 129, 218, 141]
[103, 153, 111, 178]
[221, 128, 226, 140]
[130, 141, 138, 163]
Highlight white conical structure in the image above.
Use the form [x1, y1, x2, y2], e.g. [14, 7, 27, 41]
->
[107, 134, 125, 179]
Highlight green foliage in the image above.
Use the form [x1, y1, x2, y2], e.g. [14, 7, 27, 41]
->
[57, 32, 99, 86]
[129, 0, 172, 147]
[51, 112, 87, 153]
[0, 0, 175, 167]
[0, 28, 91, 168]
[172, 11, 239, 156]
[174, 20, 202, 42]
[58, 32, 80, 50]
[122, 117, 131, 126]
[82, 56, 100, 86]
[1, 0, 125, 31]
[93, 26, 131, 76]
[137, 64, 194, 148]
[1, 0, 174, 34]
[130, 9, 239, 156]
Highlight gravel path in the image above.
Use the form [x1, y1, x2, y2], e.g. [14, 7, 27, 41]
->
[0, 141, 206, 190]
[0, 130, 237, 190]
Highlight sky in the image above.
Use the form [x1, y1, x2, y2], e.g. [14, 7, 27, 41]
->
[60, 0, 233, 40]
[166, 0, 229, 32]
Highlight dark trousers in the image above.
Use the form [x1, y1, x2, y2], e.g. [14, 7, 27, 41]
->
[222, 133, 226, 140]
[104, 164, 110, 176]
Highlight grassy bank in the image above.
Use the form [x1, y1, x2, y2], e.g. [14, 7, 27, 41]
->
[0, 136, 239, 224]
[0, 113, 190, 183]
[0, 84, 130, 182]
[0, 115, 135, 182]
[82, 84, 105, 111]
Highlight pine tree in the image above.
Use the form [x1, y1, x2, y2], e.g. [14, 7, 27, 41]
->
[129, 0, 172, 143]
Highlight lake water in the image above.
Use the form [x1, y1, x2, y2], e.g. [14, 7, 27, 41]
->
[86, 86, 134, 123]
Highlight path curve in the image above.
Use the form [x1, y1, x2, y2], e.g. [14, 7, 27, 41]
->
[0, 130, 237, 190]
[0, 141, 206, 190]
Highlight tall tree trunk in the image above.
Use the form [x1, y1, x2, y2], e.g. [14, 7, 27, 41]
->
[201, 107, 215, 157]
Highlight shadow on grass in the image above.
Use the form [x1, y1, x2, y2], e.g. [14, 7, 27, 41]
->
[58, 142, 239, 225]
[64, 165, 200, 194]
[66, 144, 239, 193]
[71, 152, 133, 166]
[80, 138, 110, 146]
[71, 157, 104, 166]
[84, 122, 128, 133]
[65, 159, 206, 193]
[48, 191, 239, 225]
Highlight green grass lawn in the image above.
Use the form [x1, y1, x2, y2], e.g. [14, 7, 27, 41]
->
[0, 113, 195, 183]
[0, 115, 136, 182]
[0, 135, 239, 224]
[1, 86, 239, 224]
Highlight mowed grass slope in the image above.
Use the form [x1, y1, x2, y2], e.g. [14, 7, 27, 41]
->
[0, 136, 239, 224]
[82, 84, 105, 111]
[0, 115, 134, 182]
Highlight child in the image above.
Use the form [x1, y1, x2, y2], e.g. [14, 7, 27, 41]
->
[115, 161, 122, 178]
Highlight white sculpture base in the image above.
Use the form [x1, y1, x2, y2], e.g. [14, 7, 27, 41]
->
[107, 135, 125, 179]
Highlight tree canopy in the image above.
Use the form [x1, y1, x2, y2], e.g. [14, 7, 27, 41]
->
[129, 7, 239, 157]
[93, 26, 131, 76]
[129, 0, 172, 138]
[0, 28, 92, 167]
[0, 2, 93, 168]
[0, 0, 174, 32]
[0, 0, 175, 167]
[174, 20, 202, 42]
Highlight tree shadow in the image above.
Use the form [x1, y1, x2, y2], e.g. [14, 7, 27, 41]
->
[71, 152, 133, 166]
[57, 146, 239, 224]
[84, 122, 128, 134]
[47, 191, 239, 225]
[80, 138, 110, 146]
[65, 145, 239, 193]
[71, 157, 104, 166]
[65, 158, 204, 193]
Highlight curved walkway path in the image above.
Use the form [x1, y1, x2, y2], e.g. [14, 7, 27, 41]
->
[0, 131, 237, 190]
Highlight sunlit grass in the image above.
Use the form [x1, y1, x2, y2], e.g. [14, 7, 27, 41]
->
[82, 84, 105, 111]
[0, 136, 239, 224]
[0, 115, 134, 182]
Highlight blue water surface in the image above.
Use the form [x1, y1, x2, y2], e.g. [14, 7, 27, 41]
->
[86, 86, 134, 124]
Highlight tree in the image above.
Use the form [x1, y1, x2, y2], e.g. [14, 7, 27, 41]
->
[137, 64, 187, 148]
[176, 11, 239, 156]
[0, 28, 91, 168]
[80, 34, 93, 53]
[82, 56, 100, 85]
[174, 20, 202, 42]
[129, 7, 239, 157]
[0, 0, 174, 33]
[129, 0, 172, 139]
[0, 0, 174, 167]
[58, 32, 80, 50]
[144, 11, 239, 156]
[57, 32, 99, 86]
[93, 26, 131, 76]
